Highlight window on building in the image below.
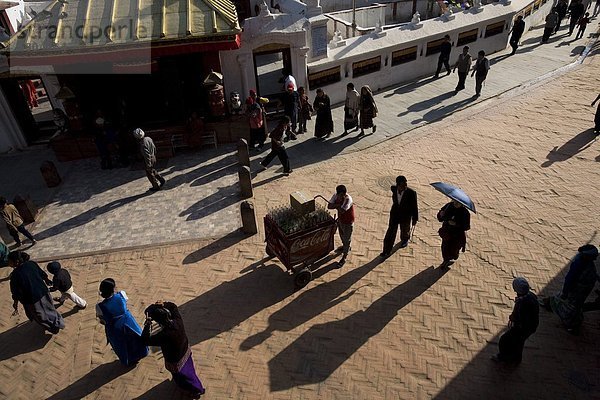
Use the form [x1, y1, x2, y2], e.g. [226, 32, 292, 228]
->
[457, 29, 478, 46]
[426, 38, 447, 56]
[524, 5, 533, 17]
[352, 56, 381, 78]
[391, 46, 418, 66]
[533, 0, 542, 10]
[485, 21, 505, 38]
[308, 66, 341, 90]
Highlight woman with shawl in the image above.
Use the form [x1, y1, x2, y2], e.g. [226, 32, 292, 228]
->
[359, 85, 378, 136]
[313, 88, 334, 139]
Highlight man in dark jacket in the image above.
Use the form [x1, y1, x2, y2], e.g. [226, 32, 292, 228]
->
[555, 0, 568, 33]
[509, 16, 526, 55]
[542, 8, 559, 43]
[568, 0, 585, 36]
[434, 35, 452, 78]
[259, 117, 293, 175]
[492, 277, 539, 365]
[380, 176, 419, 259]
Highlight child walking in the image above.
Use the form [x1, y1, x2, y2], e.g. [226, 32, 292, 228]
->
[46, 261, 87, 309]
[298, 87, 313, 134]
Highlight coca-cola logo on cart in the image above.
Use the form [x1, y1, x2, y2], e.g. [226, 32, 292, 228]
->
[290, 228, 331, 254]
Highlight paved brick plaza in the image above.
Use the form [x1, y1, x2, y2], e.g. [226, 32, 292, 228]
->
[0, 25, 599, 400]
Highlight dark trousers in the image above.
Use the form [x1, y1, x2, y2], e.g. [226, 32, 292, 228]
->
[261, 147, 291, 172]
[555, 16, 564, 33]
[498, 328, 532, 364]
[285, 109, 298, 132]
[568, 17, 579, 35]
[8, 224, 35, 244]
[145, 166, 165, 189]
[475, 75, 486, 95]
[436, 57, 451, 76]
[455, 71, 468, 91]
[575, 25, 587, 39]
[509, 35, 521, 54]
[382, 214, 411, 255]
[249, 128, 265, 148]
[299, 116, 308, 132]
[542, 26, 554, 42]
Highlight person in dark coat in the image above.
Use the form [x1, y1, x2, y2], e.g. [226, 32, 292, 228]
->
[259, 117, 292, 175]
[434, 35, 452, 78]
[540, 244, 599, 334]
[591, 93, 600, 134]
[542, 8, 559, 43]
[313, 88, 334, 139]
[436, 200, 470, 268]
[282, 83, 299, 136]
[492, 277, 539, 365]
[380, 176, 419, 259]
[46, 261, 87, 309]
[568, 0, 585, 36]
[471, 50, 490, 97]
[555, 0, 568, 33]
[143, 302, 205, 398]
[359, 85, 378, 136]
[9, 251, 65, 334]
[509, 16, 526, 55]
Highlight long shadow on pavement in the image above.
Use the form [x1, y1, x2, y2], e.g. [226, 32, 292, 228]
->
[541, 128, 598, 167]
[240, 256, 383, 351]
[179, 183, 240, 221]
[46, 360, 134, 400]
[433, 240, 600, 399]
[268, 266, 448, 391]
[133, 379, 192, 400]
[412, 95, 476, 124]
[0, 321, 52, 362]
[182, 231, 246, 265]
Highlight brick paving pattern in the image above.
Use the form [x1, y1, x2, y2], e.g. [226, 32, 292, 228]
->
[0, 23, 599, 400]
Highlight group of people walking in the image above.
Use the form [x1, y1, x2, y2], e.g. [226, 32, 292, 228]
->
[8, 253, 205, 398]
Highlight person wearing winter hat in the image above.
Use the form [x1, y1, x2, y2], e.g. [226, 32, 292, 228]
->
[540, 244, 599, 334]
[46, 261, 87, 309]
[492, 277, 539, 365]
[133, 128, 165, 191]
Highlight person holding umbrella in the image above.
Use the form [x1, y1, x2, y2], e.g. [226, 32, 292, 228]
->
[432, 182, 474, 268]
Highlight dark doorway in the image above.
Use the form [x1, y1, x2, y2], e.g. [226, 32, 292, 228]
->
[253, 45, 291, 100]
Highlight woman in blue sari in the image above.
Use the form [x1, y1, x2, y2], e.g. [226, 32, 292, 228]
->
[96, 278, 148, 366]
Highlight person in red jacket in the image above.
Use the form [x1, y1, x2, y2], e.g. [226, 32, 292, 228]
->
[327, 185, 355, 267]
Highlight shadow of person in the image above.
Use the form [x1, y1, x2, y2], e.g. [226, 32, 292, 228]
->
[132, 379, 192, 399]
[182, 231, 246, 265]
[268, 266, 448, 391]
[178, 184, 240, 221]
[0, 321, 52, 362]
[240, 257, 382, 351]
[33, 192, 152, 241]
[541, 128, 598, 167]
[177, 263, 294, 346]
[46, 360, 134, 400]
[383, 76, 439, 99]
[413, 95, 476, 124]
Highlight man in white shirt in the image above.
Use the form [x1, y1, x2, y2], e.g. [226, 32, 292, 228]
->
[282, 69, 297, 92]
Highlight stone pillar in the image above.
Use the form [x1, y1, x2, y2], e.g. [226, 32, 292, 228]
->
[40, 161, 62, 188]
[238, 165, 253, 198]
[13, 195, 37, 224]
[237, 54, 252, 98]
[240, 200, 258, 235]
[237, 138, 250, 167]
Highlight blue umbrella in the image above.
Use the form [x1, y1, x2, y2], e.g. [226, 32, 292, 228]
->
[430, 182, 476, 213]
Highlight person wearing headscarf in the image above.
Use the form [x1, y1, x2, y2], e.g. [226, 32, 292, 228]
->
[96, 278, 148, 366]
[359, 85, 378, 136]
[313, 88, 334, 139]
[541, 244, 599, 333]
[343, 83, 360, 135]
[9, 251, 65, 334]
[142, 302, 205, 398]
[492, 277, 539, 365]
[436, 200, 470, 268]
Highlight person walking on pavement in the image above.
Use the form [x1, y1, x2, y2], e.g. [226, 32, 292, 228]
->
[539, 244, 598, 334]
[343, 83, 360, 135]
[0, 197, 36, 247]
[327, 185, 355, 267]
[453, 46, 472, 94]
[46, 261, 87, 309]
[542, 8, 559, 43]
[555, 0, 568, 33]
[246, 93, 266, 151]
[143, 302, 206, 398]
[575, 12, 590, 39]
[283, 83, 300, 135]
[359, 85, 378, 136]
[133, 128, 165, 192]
[259, 116, 293, 175]
[313, 88, 334, 139]
[436, 200, 470, 268]
[509, 16, 526, 55]
[434, 35, 452, 78]
[471, 50, 490, 97]
[380, 176, 418, 259]
[591, 93, 600, 134]
[568, 0, 585, 36]
[491, 277, 539, 365]
[298, 86, 313, 134]
[96, 278, 149, 366]
[9, 251, 65, 334]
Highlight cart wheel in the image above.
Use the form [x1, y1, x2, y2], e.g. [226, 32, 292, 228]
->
[294, 268, 312, 289]
[266, 246, 274, 258]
